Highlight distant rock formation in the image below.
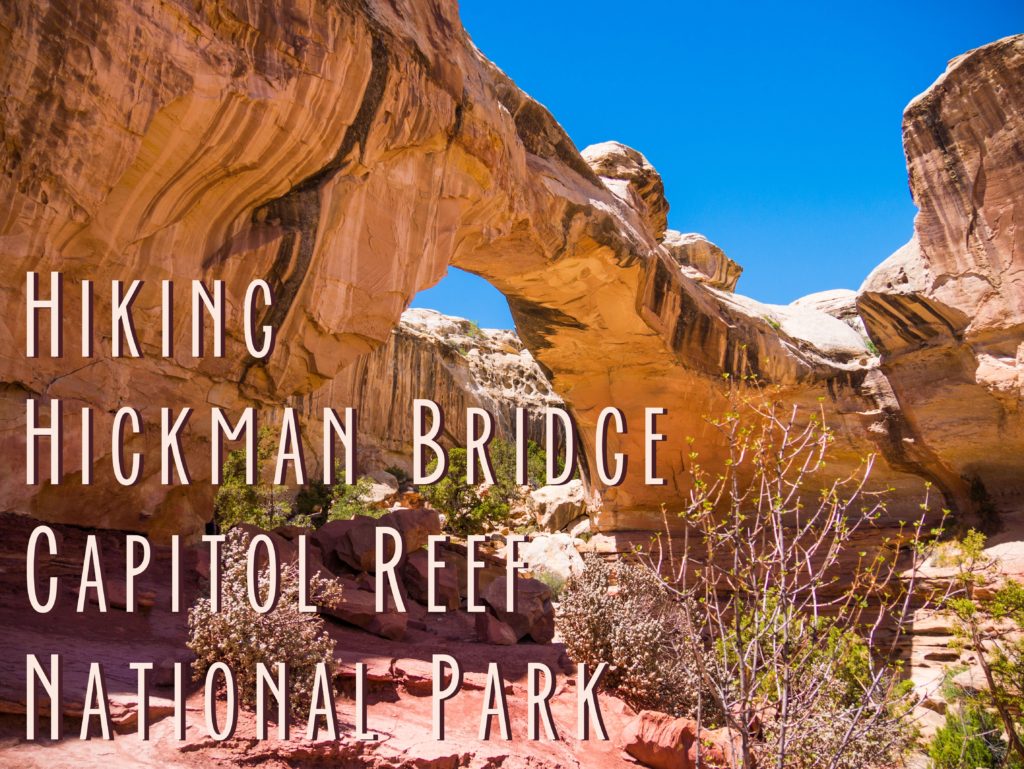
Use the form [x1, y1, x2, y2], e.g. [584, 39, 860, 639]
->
[311, 308, 564, 472]
[0, 0, 1020, 540]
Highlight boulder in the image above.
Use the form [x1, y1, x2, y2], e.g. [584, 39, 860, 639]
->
[529, 480, 589, 532]
[311, 519, 359, 572]
[319, 575, 408, 641]
[568, 516, 592, 539]
[315, 508, 441, 573]
[385, 507, 443, 553]
[621, 710, 698, 769]
[480, 576, 555, 643]
[437, 540, 507, 600]
[401, 549, 461, 610]
[231, 524, 305, 569]
[365, 470, 400, 505]
[621, 710, 743, 769]
[519, 533, 584, 584]
[474, 612, 519, 645]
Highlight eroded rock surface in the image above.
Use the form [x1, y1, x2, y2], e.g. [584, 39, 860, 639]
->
[0, 0, 1021, 541]
[858, 35, 1024, 527]
[313, 308, 564, 473]
[663, 230, 743, 291]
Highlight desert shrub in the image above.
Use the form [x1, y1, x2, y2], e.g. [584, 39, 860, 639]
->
[187, 530, 342, 715]
[942, 532, 1024, 763]
[214, 426, 307, 531]
[757, 629, 915, 769]
[327, 474, 385, 521]
[533, 568, 566, 599]
[423, 439, 558, 536]
[630, 379, 939, 769]
[558, 554, 720, 721]
[929, 704, 1008, 769]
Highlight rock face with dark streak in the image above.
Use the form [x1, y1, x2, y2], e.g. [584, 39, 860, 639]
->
[313, 308, 564, 473]
[0, 0, 1021, 539]
[858, 35, 1024, 529]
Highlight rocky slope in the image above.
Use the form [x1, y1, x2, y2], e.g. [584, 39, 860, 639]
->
[0, 511, 640, 769]
[0, 0, 1021, 545]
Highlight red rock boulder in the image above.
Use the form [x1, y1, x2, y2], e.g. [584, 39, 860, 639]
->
[480, 576, 555, 643]
[621, 710, 744, 769]
[313, 508, 442, 573]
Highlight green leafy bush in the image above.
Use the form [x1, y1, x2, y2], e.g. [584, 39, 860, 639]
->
[327, 474, 385, 521]
[187, 530, 342, 715]
[488, 438, 556, 489]
[940, 531, 1024, 765]
[215, 431, 384, 529]
[421, 438, 558, 536]
[214, 427, 306, 531]
[929, 704, 1008, 769]
[422, 446, 509, 535]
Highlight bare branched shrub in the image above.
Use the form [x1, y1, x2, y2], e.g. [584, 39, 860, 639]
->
[188, 530, 343, 715]
[636, 380, 948, 769]
[558, 554, 721, 721]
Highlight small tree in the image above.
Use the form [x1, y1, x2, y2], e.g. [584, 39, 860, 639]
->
[187, 530, 342, 715]
[637, 378, 941, 769]
[214, 426, 305, 530]
[422, 447, 509, 535]
[327, 474, 385, 521]
[422, 438, 554, 536]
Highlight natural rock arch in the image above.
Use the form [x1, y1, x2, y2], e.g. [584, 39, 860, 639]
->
[2, 0, 1021, 539]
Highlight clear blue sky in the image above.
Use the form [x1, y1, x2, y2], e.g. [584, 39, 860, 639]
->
[412, 1, 1023, 329]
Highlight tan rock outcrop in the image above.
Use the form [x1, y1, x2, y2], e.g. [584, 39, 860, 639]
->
[581, 141, 670, 240]
[529, 478, 591, 531]
[792, 288, 871, 339]
[1, 0, 1020, 542]
[858, 35, 1024, 526]
[663, 230, 743, 291]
